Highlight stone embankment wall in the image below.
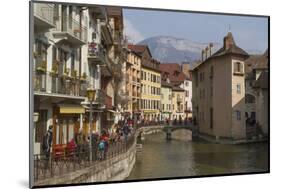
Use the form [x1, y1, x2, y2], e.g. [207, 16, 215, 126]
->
[35, 140, 137, 186]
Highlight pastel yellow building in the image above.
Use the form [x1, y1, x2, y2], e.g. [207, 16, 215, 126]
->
[128, 45, 161, 121]
[141, 66, 161, 121]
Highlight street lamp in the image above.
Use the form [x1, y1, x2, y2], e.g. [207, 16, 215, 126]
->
[87, 88, 96, 162]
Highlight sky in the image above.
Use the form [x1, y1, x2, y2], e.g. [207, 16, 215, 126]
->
[123, 8, 268, 52]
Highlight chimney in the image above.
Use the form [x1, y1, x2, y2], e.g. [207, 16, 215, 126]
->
[201, 49, 205, 61]
[205, 46, 209, 59]
[209, 43, 213, 57]
[223, 32, 235, 50]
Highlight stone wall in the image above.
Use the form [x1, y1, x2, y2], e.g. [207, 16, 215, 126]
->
[35, 140, 137, 186]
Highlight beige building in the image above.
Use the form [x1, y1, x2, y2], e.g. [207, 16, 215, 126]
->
[32, 3, 125, 155]
[191, 32, 249, 141]
[123, 49, 142, 118]
[171, 86, 186, 120]
[160, 80, 173, 121]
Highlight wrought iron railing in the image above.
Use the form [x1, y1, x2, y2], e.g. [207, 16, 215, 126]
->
[33, 71, 89, 97]
[34, 131, 136, 182]
[88, 43, 106, 63]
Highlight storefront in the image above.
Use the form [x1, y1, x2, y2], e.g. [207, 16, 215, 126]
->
[52, 104, 85, 146]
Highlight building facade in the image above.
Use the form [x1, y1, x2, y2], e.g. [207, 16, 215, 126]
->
[122, 49, 142, 120]
[191, 32, 249, 141]
[160, 80, 173, 121]
[33, 3, 124, 154]
[246, 50, 269, 138]
[159, 63, 192, 119]
[128, 45, 162, 122]
[171, 86, 186, 120]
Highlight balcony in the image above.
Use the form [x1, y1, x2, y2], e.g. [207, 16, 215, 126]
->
[53, 16, 87, 46]
[96, 90, 113, 109]
[33, 71, 88, 99]
[100, 21, 113, 45]
[34, 3, 55, 29]
[88, 43, 106, 64]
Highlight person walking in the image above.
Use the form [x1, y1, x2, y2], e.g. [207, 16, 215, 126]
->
[98, 139, 105, 160]
[91, 132, 99, 161]
[42, 125, 53, 169]
[123, 123, 130, 142]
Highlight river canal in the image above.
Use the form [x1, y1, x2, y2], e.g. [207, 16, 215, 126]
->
[127, 131, 268, 180]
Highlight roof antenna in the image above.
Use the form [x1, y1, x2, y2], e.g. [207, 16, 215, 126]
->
[228, 24, 231, 32]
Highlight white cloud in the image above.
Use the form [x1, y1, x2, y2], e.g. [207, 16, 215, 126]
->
[123, 18, 145, 44]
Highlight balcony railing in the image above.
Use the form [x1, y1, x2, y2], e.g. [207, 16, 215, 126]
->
[96, 90, 113, 109]
[34, 3, 54, 27]
[88, 42, 106, 64]
[33, 71, 88, 97]
[53, 16, 88, 44]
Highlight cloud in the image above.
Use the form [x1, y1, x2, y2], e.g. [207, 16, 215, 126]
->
[123, 18, 145, 44]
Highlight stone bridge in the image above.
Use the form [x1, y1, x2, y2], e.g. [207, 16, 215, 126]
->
[137, 122, 198, 140]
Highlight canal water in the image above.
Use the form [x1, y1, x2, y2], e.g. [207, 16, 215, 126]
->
[127, 131, 268, 180]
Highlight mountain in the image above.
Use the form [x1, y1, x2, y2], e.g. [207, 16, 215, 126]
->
[138, 36, 221, 63]
[138, 36, 263, 64]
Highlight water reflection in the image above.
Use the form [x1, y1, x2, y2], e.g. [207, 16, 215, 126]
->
[127, 132, 268, 180]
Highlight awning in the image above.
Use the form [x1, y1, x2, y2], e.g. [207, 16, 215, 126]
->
[107, 109, 116, 113]
[59, 104, 85, 114]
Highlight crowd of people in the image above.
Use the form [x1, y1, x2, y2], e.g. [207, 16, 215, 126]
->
[42, 119, 135, 162]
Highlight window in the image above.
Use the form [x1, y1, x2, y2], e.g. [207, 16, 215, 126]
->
[245, 94, 255, 104]
[236, 84, 241, 94]
[234, 62, 244, 75]
[172, 105, 175, 110]
[162, 104, 165, 110]
[236, 111, 241, 121]
[186, 91, 189, 97]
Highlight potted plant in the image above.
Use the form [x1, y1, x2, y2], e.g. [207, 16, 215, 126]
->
[36, 60, 47, 74]
[33, 51, 41, 58]
[80, 72, 87, 81]
[50, 61, 59, 76]
[63, 67, 70, 79]
[71, 70, 77, 80]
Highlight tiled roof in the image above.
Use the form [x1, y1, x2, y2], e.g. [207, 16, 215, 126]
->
[159, 63, 187, 83]
[245, 55, 262, 73]
[253, 71, 268, 89]
[127, 44, 152, 57]
[172, 85, 185, 92]
[253, 49, 268, 70]
[192, 32, 249, 70]
[211, 32, 249, 58]
[161, 80, 173, 88]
